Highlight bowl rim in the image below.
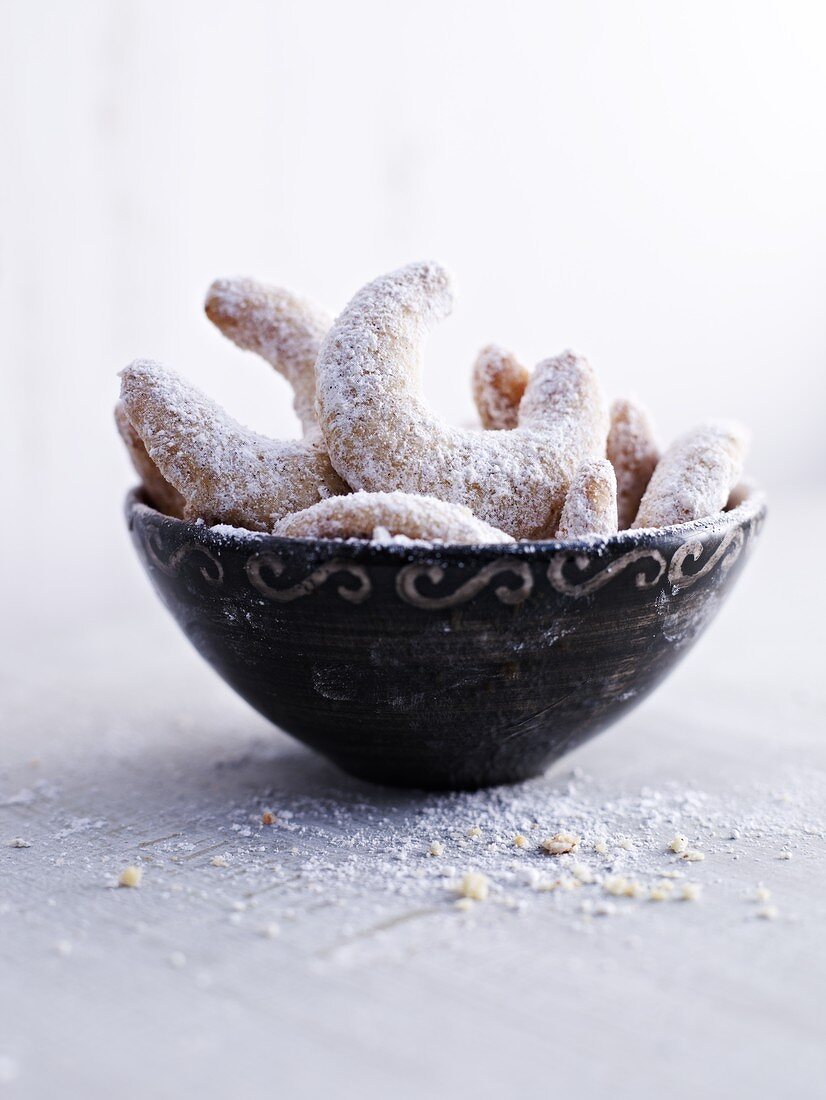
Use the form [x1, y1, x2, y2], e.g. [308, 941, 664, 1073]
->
[126, 483, 766, 562]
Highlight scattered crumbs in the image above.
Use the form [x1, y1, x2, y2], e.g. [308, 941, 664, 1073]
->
[757, 905, 779, 920]
[261, 811, 275, 826]
[593, 839, 608, 855]
[210, 855, 229, 868]
[541, 833, 579, 855]
[778, 850, 793, 860]
[572, 863, 595, 884]
[534, 878, 559, 893]
[513, 834, 529, 849]
[668, 834, 689, 854]
[603, 875, 645, 898]
[168, 951, 187, 969]
[681, 882, 702, 902]
[260, 922, 281, 939]
[117, 866, 143, 888]
[457, 872, 489, 901]
[466, 826, 482, 840]
[681, 850, 705, 862]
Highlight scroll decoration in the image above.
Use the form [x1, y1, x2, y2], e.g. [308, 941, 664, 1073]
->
[143, 528, 224, 586]
[547, 548, 667, 599]
[246, 553, 371, 604]
[395, 560, 534, 610]
[667, 528, 745, 590]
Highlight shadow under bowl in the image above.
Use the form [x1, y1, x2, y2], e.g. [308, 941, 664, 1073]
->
[126, 487, 765, 790]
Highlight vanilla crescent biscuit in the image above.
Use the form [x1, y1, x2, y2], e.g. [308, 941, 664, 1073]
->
[315, 262, 609, 539]
[274, 491, 514, 544]
[115, 401, 185, 518]
[606, 397, 659, 530]
[204, 277, 331, 438]
[472, 344, 530, 430]
[633, 421, 748, 529]
[555, 458, 618, 540]
[120, 359, 348, 530]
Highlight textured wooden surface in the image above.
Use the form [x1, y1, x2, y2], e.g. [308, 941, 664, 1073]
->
[2, 496, 824, 1100]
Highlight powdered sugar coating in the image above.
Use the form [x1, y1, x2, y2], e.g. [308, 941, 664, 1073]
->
[315, 262, 609, 539]
[634, 421, 749, 529]
[274, 491, 514, 544]
[607, 397, 659, 530]
[120, 359, 348, 531]
[556, 458, 618, 540]
[114, 401, 185, 518]
[205, 277, 331, 438]
[472, 344, 530, 430]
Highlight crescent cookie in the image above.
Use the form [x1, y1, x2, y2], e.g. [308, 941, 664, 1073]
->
[555, 458, 618, 540]
[204, 276, 331, 438]
[114, 401, 185, 518]
[633, 422, 748, 529]
[274, 491, 514, 544]
[119, 359, 348, 531]
[314, 262, 609, 539]
[472, 344, 530, 430]
[606, 397, 659, 530]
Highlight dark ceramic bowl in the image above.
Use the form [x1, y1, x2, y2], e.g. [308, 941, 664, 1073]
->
[126, 486, 765, 789]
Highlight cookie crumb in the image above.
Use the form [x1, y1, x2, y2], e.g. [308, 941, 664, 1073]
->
[604, 875, 645, 898]
[681, 849, 705, 862]
[513, 834, 529, 849]
[681, 882, 702, 902]
[261, 811, 275, 826]
[457, 872, 489, 901]
[572, 863, 595, 884]
[649, 880, 675, 902]
[8, 837, 32, 849]
[668, 835, 688, 853]
[757, 905, 779, 920]
[541, 833, 579, 855]
[755, 886, 772, 903]
[618, 837, 633, 850]
[428, 840, 444, 857]
[117, 865, 143, 888]
[454, 897, 474, 912]
[593, 839, 608, 855]
[778, 850, 793, 861]
[210, 855, 229, 868]
[466, 826, 482, 840]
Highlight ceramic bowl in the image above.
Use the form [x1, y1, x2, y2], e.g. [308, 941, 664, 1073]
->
[126, 486, 765, 789]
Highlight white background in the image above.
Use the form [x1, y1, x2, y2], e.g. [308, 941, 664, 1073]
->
[1, 0, 825, 622]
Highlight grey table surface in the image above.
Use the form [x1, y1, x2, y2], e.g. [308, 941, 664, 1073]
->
[1, 495, 824, 1100]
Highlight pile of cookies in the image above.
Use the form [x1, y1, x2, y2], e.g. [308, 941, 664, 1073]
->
[116, 262, 748, 544]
